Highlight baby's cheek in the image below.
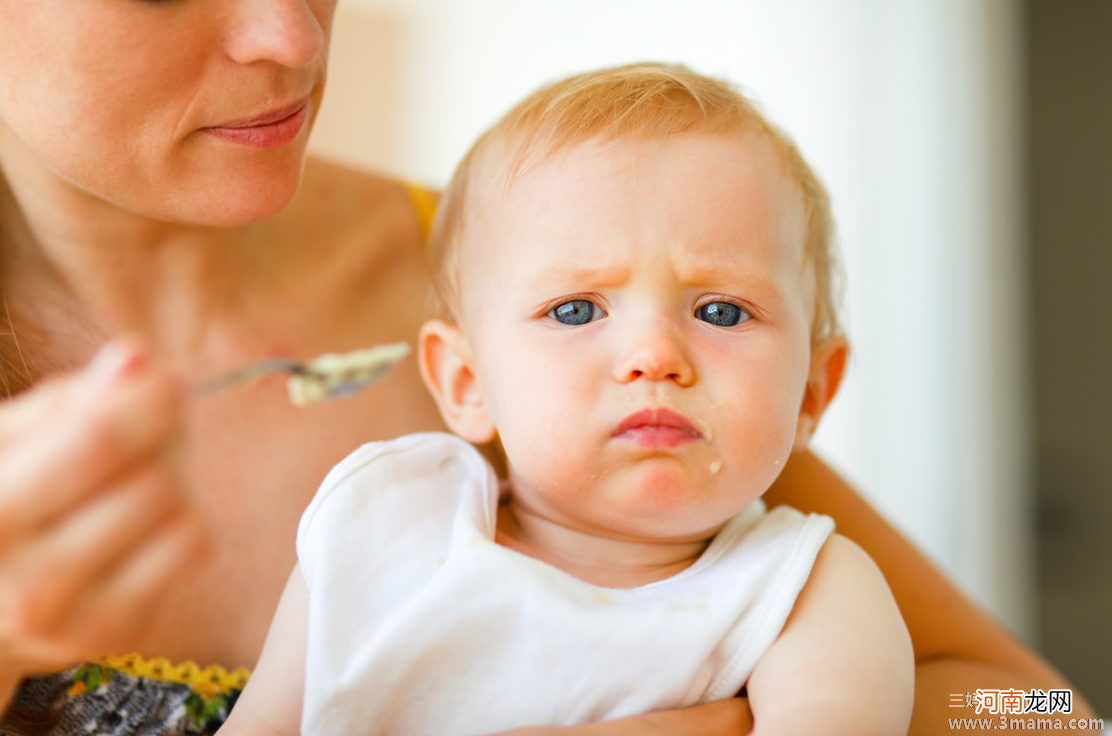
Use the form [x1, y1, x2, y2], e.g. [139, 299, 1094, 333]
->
[721, 420, 796, 489]
[497, 416, 580, 486]
[710, 393, 798, 476]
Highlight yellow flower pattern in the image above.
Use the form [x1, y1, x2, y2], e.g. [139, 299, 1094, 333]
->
[94, 654, 251, 701]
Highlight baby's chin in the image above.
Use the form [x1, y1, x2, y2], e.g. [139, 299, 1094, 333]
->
[562, 460, 751, 541]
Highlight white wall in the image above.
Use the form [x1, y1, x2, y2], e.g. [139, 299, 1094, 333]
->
[311, 0, 1032, 636]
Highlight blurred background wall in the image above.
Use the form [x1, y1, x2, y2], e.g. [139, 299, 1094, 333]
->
[308, 0, 1109, 712]
[1027, 0, 1111, 715]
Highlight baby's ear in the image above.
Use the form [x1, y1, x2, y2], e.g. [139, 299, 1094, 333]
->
[794, 336, 849, 450]
[418, 320, 496, 443]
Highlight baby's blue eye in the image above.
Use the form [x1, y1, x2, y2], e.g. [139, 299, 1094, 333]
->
[549, 300, 603, 326]
[696, 301, 749, 327]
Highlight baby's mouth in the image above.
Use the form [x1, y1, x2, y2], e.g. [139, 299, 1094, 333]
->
[613, 408, 704, 448]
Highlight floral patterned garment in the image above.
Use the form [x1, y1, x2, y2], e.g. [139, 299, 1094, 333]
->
[3, 655, 250, 736]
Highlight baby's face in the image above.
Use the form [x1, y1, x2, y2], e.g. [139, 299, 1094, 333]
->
[457, 131, 822, 543]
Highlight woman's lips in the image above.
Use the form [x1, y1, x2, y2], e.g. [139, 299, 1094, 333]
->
[613, 408, 703, 449]
[202, 100, 309, 150]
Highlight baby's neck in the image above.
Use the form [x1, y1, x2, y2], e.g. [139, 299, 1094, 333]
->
[494, 499, 713, 589]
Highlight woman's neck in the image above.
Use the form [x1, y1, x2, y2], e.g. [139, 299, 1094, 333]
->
[494, 497, 712, 589]
[1, 150, 261, 369]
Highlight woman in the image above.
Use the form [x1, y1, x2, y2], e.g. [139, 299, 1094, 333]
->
[0, 1, 1091, 734]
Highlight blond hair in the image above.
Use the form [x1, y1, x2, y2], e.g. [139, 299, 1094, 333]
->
[0, 174, 38, 397]
[429, 62, 844, 344]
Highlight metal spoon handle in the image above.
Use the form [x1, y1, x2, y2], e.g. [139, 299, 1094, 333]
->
[192, 357, 308, 396]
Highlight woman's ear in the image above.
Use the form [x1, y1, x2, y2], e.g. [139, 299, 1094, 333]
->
[794, 336, 849, 450]
[418, 320, 496, 443]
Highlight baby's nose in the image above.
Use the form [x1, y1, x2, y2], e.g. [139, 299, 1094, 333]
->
[612, 323, 695, 386]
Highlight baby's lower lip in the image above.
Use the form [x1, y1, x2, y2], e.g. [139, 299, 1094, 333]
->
[614, 425, 701, 449]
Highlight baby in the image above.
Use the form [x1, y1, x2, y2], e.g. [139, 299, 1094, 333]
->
[220, 63, 913, 736]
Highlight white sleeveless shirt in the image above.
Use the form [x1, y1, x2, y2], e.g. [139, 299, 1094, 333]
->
[297, 432, 833, 736]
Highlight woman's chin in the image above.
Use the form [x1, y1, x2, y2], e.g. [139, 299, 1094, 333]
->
[139, 144, 310, 226]
[202, 192, 297, 226]
[143, 173, 303, 227]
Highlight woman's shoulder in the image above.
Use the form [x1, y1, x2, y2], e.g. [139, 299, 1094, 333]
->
[294, 156, 437, 244]
[300, 155, 401, 204]
[266, 156, 437, 284]
[256, 157, 439, 334]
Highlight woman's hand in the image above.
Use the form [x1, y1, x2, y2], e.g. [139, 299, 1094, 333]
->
[0, 340, 208, 706]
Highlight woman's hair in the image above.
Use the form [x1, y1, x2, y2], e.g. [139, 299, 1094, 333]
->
[0, 172, 38, 398]
[428, 61, 844, 345]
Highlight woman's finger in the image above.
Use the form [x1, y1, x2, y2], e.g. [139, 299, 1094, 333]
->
[0, 341, 186, 540]
[6, 460, 187, 634]
[61, 513, 209, 659]
[0, 494, 207, 670]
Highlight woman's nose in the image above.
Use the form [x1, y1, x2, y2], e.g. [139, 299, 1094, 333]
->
[612, 322, 695, 387]
[224, 0, 329, 68]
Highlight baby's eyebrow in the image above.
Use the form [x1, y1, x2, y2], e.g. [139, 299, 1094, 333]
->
[667, 251, 782, 286]
[520, 263, 630, 289]
[677, 266, 780, 293]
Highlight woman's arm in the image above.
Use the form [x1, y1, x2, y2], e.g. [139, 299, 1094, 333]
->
[498, 699, 753, 736]
[764, 450, 1097, 730]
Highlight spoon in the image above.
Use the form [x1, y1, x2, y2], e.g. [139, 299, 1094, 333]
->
[193, 342, 411, 406]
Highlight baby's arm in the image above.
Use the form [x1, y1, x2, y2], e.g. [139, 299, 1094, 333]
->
[215, 567, 309, 736]
[745, 533, 914, 736]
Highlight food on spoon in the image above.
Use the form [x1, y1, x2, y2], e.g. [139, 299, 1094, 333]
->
[287, 342, 410, 406]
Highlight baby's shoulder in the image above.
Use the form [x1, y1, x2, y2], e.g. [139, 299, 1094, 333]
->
[800, 532, 891, 602]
